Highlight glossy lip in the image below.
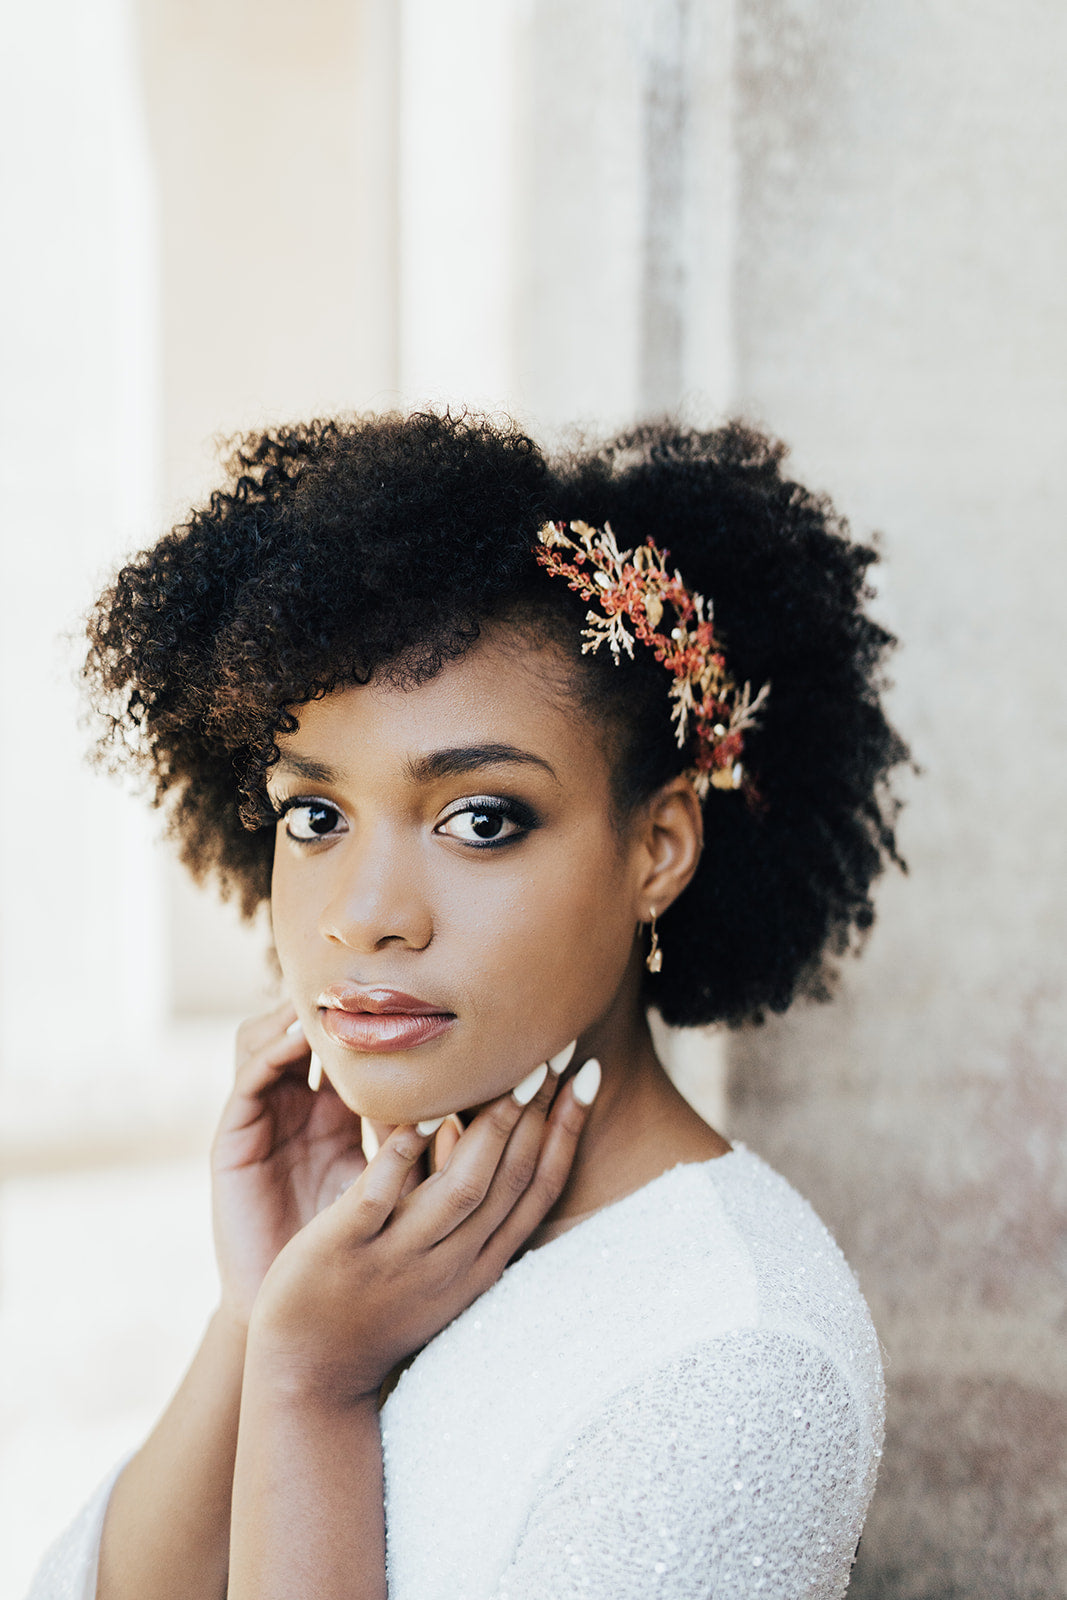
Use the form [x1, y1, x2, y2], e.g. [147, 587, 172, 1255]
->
[317, 984, 453, 1016]
[317, 984, 457, 1055]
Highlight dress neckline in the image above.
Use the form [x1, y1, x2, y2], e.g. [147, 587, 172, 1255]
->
[381, 1147, 751, 1408]
[514, 1145, 743, 1269]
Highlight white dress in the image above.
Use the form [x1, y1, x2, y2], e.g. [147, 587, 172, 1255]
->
[25, 1148, 884, 1600]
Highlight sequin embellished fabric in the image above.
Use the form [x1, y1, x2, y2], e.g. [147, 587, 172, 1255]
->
[23, 1461, 126, 1600]
[24, 1149, 882, 1599]
[383, 1147, 883, 1598]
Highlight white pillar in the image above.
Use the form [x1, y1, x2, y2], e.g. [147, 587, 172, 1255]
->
[397, 0, 522, 408]
[0, 0, 168, 1152]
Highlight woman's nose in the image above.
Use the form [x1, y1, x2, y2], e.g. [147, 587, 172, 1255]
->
[318, 831, 433, 953]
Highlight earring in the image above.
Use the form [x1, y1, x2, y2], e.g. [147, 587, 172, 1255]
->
[645, 909, 663, 974]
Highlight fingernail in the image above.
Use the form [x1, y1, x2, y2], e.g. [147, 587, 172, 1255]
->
[307, 1052, 323, 1092]
[548, 1038, 578, 1075]
[572, 1058, 601, 1106]
[361, 1123, 381, 1161]
[512, 1061, 549, 1106]
[286, 1018, 305, 1038]
[416, 1115, 445, 1136]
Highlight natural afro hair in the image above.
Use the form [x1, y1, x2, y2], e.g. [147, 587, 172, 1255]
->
[84, 409, 908, 1028]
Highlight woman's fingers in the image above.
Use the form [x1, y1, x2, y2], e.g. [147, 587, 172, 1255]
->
[430, 1114, 463, 1172]
[405, 1065, 550, 1246]
[475, 1061, 600, 1269]
[335, 1124, 437, 1240]
[234, 999, 298, 1067]
[301, 1050, 593, 1267]
[442, 1064, 563, 1246]
[232, 1013, 311, 1101]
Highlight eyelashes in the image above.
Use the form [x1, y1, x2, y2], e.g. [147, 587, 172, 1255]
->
[435, 795, 541, 849]
[271, 794, 541, 851]
[274, 798, 343, 842]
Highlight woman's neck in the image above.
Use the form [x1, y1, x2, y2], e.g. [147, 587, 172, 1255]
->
[536, 960, 731, 1242]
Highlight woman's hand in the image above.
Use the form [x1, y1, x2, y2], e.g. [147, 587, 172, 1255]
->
[211, 1000, 368, 1329]
[242, 1058, 599, 1405]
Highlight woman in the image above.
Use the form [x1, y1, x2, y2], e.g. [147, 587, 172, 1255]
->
[30, 411, 905, 1599]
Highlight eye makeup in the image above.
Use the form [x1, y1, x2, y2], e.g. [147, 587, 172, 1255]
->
[269, 791, 543, 850]
[272, 797, 345, 841]
[434, 794, 542, 850]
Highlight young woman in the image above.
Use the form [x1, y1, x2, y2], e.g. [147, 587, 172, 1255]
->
[29, 411, 906, 1599]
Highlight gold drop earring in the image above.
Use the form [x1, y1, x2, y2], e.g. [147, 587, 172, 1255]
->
[646, 909, 663, 974]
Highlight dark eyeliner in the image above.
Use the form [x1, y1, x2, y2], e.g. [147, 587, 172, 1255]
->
[269, 795, 308, 820]
[272, 795, 342, 839]
[439, 795, 542, 849]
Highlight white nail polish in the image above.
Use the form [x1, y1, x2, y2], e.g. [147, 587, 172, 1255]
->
[512, 1061, 549, 1106]
[307, 1052, 323, 1092]
[286, 1018, 305, 1038]
[572, 1058, 601, 1106]
[416, 1115, 446, 1136]
[548, 1038, 578, 1075]
[361, 1123, 381, 1161]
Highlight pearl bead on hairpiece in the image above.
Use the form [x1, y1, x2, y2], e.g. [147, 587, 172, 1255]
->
[535, 520, 770, 800]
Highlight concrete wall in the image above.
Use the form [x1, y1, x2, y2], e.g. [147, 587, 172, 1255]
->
[726, 3, 1067, 1594]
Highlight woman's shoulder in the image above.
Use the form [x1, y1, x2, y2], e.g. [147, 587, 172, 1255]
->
[685, 1146, 881, 1349]
[509, 1146, 882, 1431]
[527, 1146, 877, 1350]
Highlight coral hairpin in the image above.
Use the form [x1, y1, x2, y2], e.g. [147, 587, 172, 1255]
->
[535, 520, 769, 800]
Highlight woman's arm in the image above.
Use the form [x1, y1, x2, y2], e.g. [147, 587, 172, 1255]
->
[489, 1331, 873, 1600]
[95, 1310, 246, 1600]
[95, 1002, 366, 1600]
[229, 1383, 387, 1600]
[226, 1065, 593, 1600]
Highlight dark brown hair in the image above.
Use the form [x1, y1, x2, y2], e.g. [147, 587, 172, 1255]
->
[85, 410, 907, 1026]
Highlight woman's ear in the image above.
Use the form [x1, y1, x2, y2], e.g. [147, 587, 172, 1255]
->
[633, 775, 704, 916]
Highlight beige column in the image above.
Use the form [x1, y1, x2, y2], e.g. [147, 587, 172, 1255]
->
[0, 0, 168, 1160]
[134, 0, 402, 1015]
[727, 3, 1067, 1594]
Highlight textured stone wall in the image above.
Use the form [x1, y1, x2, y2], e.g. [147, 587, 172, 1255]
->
[726, 3, 1067, 1594]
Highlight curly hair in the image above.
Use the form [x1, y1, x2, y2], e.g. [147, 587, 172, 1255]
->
[84, 410, 907, 1028]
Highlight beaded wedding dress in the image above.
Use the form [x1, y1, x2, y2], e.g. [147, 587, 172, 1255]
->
[27, 1147, 883, 1599]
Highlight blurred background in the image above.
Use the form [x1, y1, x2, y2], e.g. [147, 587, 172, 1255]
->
[1, 1, 1064, 1595]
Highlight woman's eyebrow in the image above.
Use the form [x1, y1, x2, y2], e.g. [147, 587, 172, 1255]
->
[404, 743, 559, 785]
[271, 744, 559, 787]
[272, 752, 339, 784]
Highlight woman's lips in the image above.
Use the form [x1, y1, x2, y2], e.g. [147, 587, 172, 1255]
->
[320, 1008, 455, 1053]
[317, 986, 456, 1054]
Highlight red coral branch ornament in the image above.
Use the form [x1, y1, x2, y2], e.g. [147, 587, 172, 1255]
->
[535, 520, 770, 800]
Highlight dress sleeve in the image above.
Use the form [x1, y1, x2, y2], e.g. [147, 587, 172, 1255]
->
[490, 1331, 874, 1600]
[22, 1458, 129, 1600]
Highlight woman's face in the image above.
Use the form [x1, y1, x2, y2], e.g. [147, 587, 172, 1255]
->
[268, 625, 652, 1124]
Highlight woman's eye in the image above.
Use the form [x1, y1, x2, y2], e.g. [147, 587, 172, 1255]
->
[281, 801, 345, 841]
[436, 801, 530, 848]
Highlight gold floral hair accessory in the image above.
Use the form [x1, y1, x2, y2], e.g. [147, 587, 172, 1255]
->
[535, 519, 770, 800]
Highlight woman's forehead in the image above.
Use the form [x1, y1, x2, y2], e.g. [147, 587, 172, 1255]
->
[279, 627, 603, 780]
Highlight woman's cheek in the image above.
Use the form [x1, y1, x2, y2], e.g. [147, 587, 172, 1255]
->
[270, 865, 325, 999]
[497, 868, 632, 1022]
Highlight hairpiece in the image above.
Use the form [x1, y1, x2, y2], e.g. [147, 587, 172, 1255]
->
[535, 520, 769, 800]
